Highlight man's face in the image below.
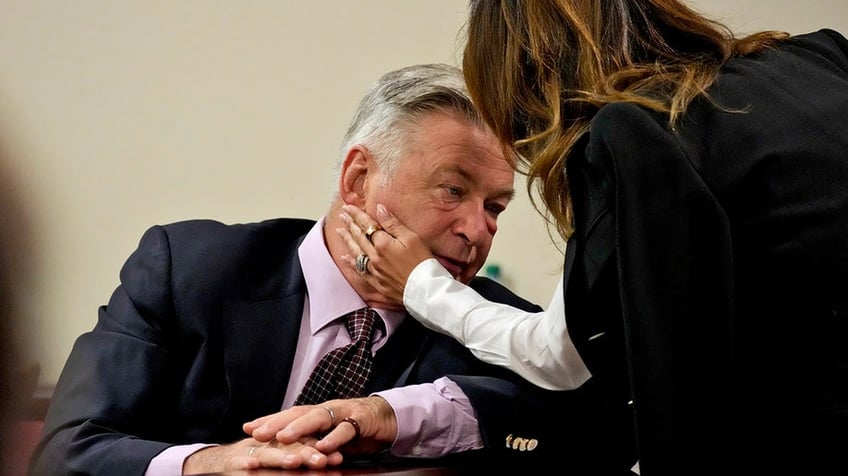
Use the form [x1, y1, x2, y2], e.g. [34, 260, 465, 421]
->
[366, 111, 514, 284]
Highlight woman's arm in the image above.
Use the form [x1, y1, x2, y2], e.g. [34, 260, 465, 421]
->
[338, 204, 590, 390]
[405, 259, 589, 390]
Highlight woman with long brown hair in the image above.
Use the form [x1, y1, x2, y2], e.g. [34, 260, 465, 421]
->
[337, 0, 848, 473]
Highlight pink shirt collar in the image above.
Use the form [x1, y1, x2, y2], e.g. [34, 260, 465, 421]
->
[297, 217, 404, 339]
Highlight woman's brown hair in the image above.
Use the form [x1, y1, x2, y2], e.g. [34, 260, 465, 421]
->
[462, 0, 787, 240]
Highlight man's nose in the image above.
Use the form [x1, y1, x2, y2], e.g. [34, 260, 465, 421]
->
[456, 203, 495, 246]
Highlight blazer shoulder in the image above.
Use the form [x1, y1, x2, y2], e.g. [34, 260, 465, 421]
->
[147, 217, 315, 259]
[791, 29, 848, 71]
[127, 217, 315, 298]
[157, 217, 314, 243]
[592, 102, 668, 135]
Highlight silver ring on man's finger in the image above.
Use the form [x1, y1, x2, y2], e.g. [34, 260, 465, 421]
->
[323, 406, 336, 425]
[355, 253, 370, 274]
[248, 446, 257, 458]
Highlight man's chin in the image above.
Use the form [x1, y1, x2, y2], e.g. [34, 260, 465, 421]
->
[435, 257, 466, 281]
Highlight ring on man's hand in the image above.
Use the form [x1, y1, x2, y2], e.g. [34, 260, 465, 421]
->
[323, 406, 336, 426]
[340, 417, 361, 440]
[364, 224, 382, 244]
[247, 446, 257, 458]
[355, 253, 370, 274]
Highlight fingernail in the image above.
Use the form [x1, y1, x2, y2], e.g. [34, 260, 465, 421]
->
[309, 454, 322, 463]
[284, 454, 297, 464]
[339, 212, 350, 223]
[377, 204, 388, 220]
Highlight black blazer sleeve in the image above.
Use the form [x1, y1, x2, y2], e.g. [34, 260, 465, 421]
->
[409, 278, 622, 471]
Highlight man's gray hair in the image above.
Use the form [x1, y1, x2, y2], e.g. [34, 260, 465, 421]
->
[331, 63, 484, 191]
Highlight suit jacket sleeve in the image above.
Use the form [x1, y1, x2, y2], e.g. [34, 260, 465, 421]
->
[440, 278, 607, 470]
[32, 218, 310, 476]
[31, 225, 182, 475]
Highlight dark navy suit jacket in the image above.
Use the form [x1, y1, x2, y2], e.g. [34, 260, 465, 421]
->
[31, 217, 580, 475]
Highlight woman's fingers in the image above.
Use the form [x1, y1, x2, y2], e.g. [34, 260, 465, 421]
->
[338, 203, 433, 303]
[338, 206, 373, 254]
[370, 203, 401, 242]
[341, 204, 402, 245]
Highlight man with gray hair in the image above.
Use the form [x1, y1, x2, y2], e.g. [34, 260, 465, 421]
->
[31, 64, 571, 475]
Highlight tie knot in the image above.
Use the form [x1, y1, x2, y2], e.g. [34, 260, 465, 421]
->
[345, 308, 378, 342]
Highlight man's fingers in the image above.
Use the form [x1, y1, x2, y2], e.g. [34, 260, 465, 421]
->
[246, 405, 324, 442]
[314, 419, 361, 453]
[246, 439, 336, 470]
[275, 406, 336, 444]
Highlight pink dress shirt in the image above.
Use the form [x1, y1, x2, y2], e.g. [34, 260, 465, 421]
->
[145, 218, 481, 475]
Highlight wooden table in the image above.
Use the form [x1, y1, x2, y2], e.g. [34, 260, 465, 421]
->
[196, 468, 464, 476]
[196, 464, 468, 475]
[195, 456, 477, 475]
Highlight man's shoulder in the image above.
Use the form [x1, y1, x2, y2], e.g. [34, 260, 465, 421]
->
[135, 217, 315, 270]
[159, 217, 315, 238]
[147, 217, 315, 251]
[128, 217, 316, 296]
[468, 276, 542, 312]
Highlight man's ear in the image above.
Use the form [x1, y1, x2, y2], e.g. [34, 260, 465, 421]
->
[339, 145, 372, 206]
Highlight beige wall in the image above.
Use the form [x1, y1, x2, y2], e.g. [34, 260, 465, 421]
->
[0, 0, 845, 385]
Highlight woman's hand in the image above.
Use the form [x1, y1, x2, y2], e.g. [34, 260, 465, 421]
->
[337, 203, 433, 305]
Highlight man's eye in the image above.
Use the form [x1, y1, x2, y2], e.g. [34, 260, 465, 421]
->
[486, 203, 506, 216]
[442, 186, 462, 196]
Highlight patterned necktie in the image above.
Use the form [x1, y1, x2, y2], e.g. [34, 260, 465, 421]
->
[294, 308, 379, 405]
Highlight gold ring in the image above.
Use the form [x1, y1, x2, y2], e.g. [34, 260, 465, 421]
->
[323, 406, 336, 425]
[341, 417, 361, 440]
[248, 446, 257, 458]
[364, 224, 382, 244]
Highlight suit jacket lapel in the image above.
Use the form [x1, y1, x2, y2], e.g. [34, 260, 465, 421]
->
[219, 237, 308, 431]
[364, 315, 430, 392]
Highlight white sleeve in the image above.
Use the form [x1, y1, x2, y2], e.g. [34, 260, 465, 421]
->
[403, 259, 591, 391]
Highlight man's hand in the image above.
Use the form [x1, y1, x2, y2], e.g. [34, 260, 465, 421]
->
[182, 436, 343, 474]
[243, 396, 398, 456]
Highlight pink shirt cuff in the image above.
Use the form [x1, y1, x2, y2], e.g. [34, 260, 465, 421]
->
[373, 377, 482, 458]
[144, 443, 214, 476]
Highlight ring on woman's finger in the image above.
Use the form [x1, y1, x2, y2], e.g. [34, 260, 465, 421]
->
[247, 446, 257, 458]
[323, 406, 336, 426]
[364, 224, 382, 244]
[340, 417, 361, 440]
[355, 253, 370, 274]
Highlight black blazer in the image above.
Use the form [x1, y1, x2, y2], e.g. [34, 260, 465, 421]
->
[31, 217, 569, 475]
[564, 29, 848, 475]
